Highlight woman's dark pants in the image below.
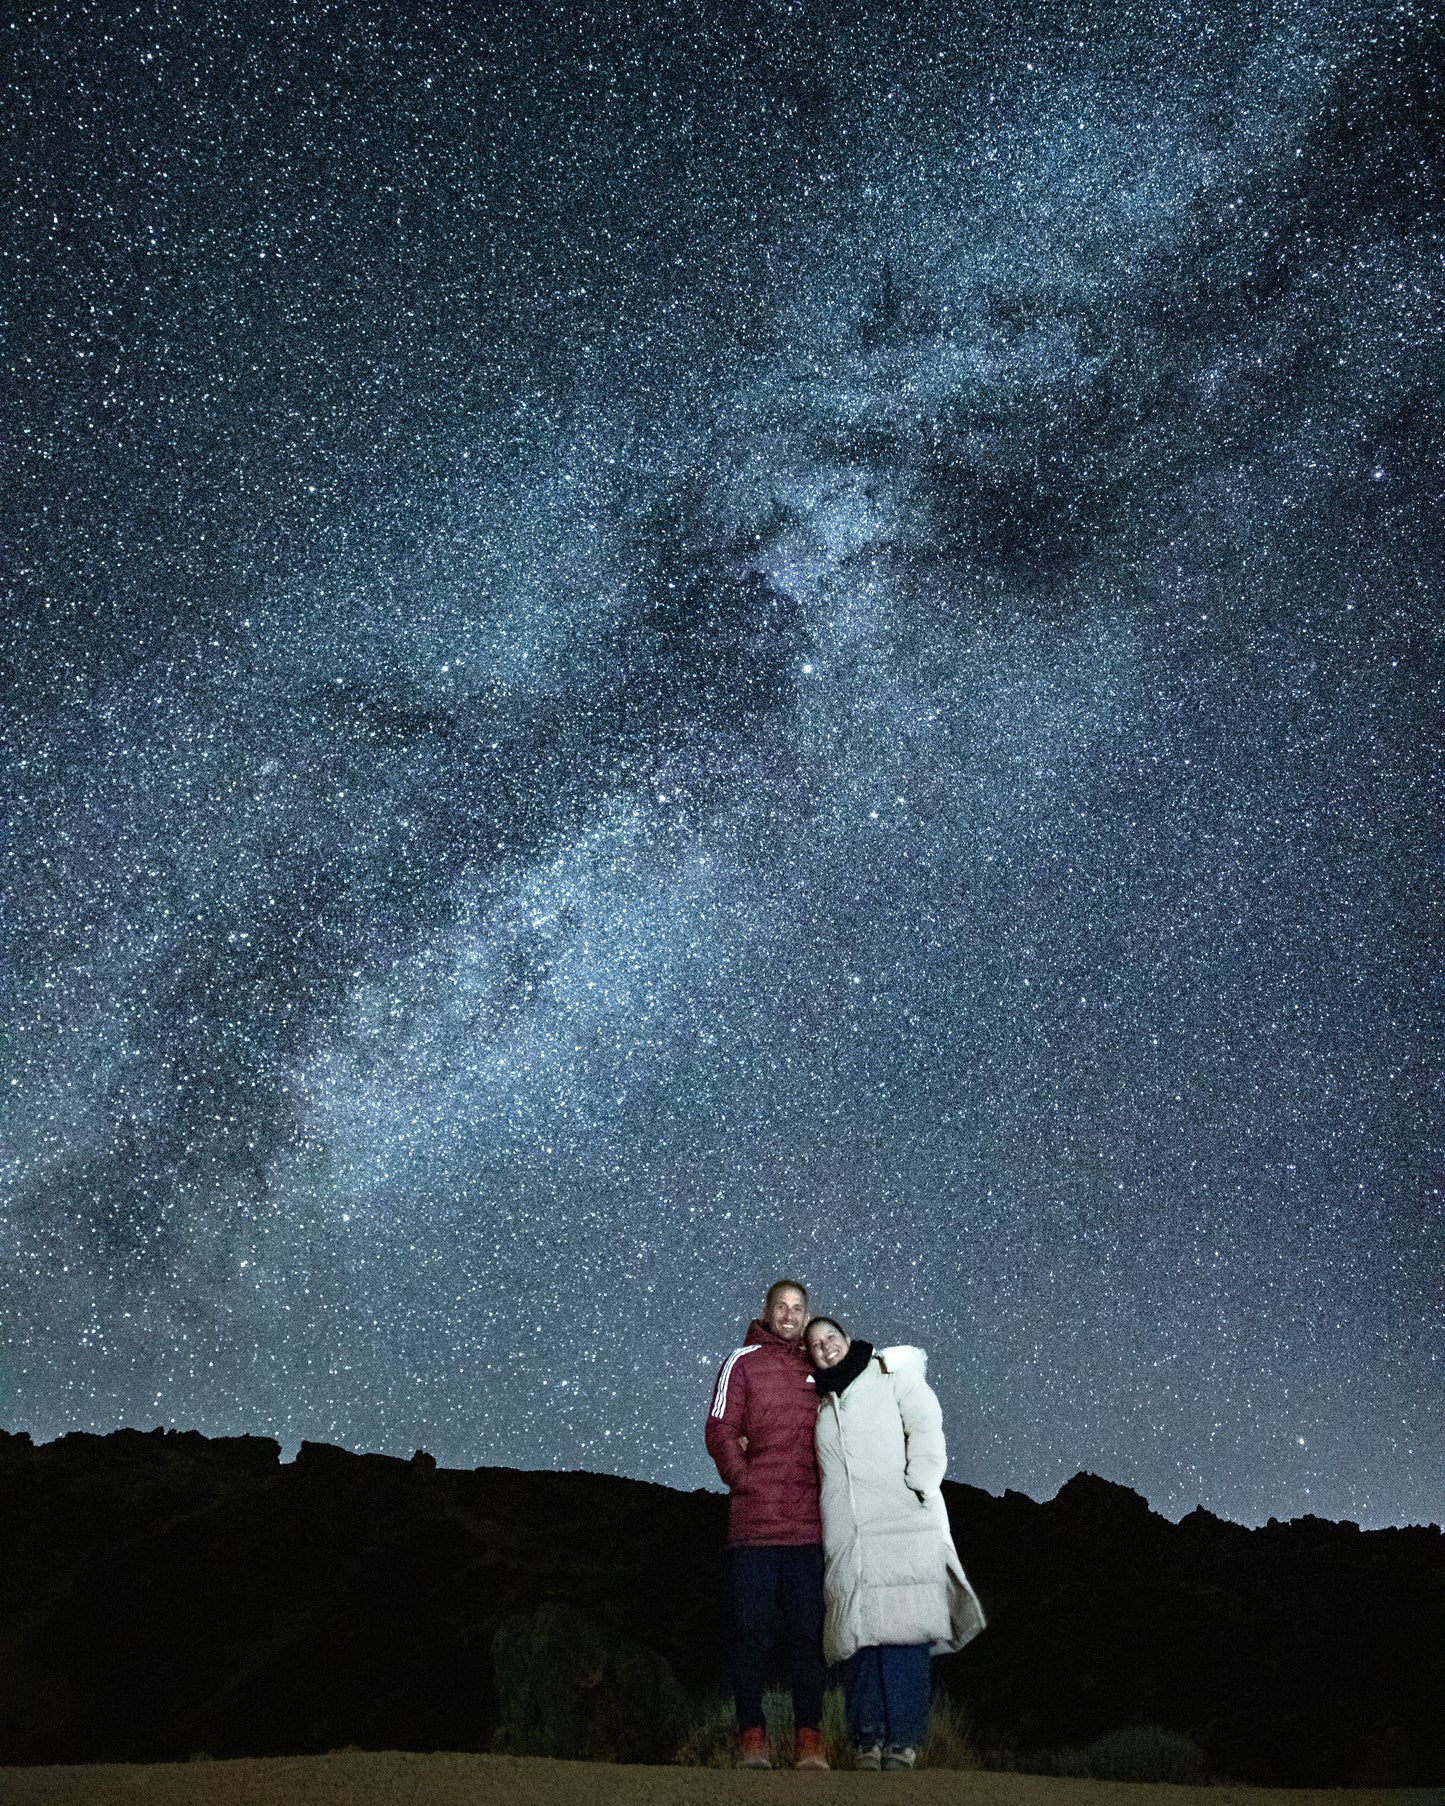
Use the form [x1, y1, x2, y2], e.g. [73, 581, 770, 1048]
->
[844, 1643, 932, 1749]
[730, 1544, 826, 1732]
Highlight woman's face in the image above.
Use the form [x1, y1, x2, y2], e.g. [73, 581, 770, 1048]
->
[807, 1321, 850, 1369]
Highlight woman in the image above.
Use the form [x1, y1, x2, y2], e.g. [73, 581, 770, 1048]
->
[805, 1316, 985, 1770]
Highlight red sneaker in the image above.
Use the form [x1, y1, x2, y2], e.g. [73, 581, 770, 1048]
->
[738, 1725, 771, 1768]
[794, 1726, 830, 1770]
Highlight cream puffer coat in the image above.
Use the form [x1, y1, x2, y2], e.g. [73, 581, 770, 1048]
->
[814, 1346, 986, 1665]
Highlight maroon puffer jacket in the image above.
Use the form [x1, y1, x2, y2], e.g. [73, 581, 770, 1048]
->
[705, 1318, 822, 1547]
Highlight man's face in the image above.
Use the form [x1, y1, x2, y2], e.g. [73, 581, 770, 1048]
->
[806, 1322, 850, 1369]
[764, 1286, 807, 1341]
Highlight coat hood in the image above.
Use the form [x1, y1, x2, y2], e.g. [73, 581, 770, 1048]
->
[744, 1316, 801, 1349]
[878, 1344, 927, 1377]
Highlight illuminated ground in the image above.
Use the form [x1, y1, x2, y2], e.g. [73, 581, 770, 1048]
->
[0, 1753, 1440, 1806]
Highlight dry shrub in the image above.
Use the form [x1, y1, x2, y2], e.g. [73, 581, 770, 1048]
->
[922, 1693, 979, 1769]
[675, 1685, 856, 1768]
[491, 1602, 689, 1764]
[1048, 1724, 1208, 1784]
[672, 1695, 736, 1767]
[762, 1687, 796, 1766]
[822, 1684, 857, 1768]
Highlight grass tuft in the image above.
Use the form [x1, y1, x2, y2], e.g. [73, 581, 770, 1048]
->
[761, 1687, 795, 1767]
[674, 1686, 980, 1769]
[921, 1693, 979, 1769]
[672, 1695, 737, 1768]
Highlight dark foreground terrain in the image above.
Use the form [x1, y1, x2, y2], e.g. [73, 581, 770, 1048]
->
[3, 1751, 1444, 1806]
[0, 1428, 1440, 1786]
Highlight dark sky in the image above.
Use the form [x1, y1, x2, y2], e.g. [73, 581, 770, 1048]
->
[5, 0, 1440, 1527]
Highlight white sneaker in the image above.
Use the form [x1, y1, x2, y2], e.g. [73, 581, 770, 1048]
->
[882, 1745, 918, 1770]
[854, 1743, 883, 1770]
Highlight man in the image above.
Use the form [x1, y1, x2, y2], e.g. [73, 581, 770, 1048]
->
[705, 1277, 828, 1770]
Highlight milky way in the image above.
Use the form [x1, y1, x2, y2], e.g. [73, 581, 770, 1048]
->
[5, 0, 1440, 1526]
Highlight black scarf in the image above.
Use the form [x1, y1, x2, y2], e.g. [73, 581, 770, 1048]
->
[812, 1339, 874, 1396]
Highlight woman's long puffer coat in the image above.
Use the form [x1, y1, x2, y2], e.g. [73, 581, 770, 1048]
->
[814, 1346, 986, 1665]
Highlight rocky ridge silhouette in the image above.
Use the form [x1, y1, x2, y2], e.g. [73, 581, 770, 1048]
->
[1, 1427, 1440, 1784]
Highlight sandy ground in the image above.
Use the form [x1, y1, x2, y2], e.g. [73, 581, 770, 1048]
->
[0, 1753, 1440, 1806]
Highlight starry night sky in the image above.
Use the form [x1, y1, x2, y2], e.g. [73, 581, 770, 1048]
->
[5, 0, 1440, 1527]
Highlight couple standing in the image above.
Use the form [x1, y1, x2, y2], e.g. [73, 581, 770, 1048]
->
[705, 1278, 986, 1771]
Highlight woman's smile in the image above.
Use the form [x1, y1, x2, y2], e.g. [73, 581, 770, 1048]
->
[807, 1323, 849, 1369]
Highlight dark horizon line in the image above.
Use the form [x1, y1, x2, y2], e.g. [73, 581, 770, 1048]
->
[3, 1421, 1439, 1539]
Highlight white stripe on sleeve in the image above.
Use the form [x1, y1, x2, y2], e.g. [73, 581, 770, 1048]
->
[710, 1343, 760, 1418]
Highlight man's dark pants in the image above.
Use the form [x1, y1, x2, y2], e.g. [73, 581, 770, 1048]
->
[731, 1543, 826, 1732]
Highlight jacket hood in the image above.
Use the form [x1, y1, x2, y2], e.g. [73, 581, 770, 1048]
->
[878, 1344, 927, 1377]
[744, 1317, 801, 1349]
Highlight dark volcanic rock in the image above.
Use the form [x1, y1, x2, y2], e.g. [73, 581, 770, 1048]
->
[937, 1472, 1445, 1787]
[0, 1429, 1440, 1783]
[0, 1429, 726, 1766]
